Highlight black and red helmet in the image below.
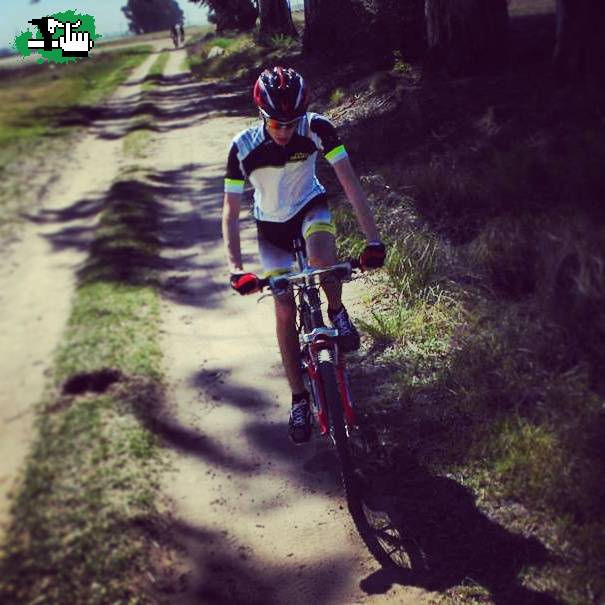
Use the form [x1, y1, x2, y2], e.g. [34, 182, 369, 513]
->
[253, 66, 309, 122]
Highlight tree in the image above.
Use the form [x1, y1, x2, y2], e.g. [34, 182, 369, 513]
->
[358, 0, 426, 62]
[303, 0, 364, 58]
[122, 0, 184, 34]
[258, 0, 297, 38]
[424, 0, 509, 75]
[554, 0, 605, 86]
[188, 0, 257, 32]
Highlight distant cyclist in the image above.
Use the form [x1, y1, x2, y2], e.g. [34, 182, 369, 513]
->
[170, 24, 179, 48]
[222, 66, 385, 444]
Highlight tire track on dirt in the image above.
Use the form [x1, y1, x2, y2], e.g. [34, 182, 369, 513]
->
[154, 52, 434, 604]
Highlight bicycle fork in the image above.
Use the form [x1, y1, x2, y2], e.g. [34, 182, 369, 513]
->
[305, 346, 357, 436]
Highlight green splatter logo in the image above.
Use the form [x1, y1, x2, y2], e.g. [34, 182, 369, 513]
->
[13, 10, 101, 64]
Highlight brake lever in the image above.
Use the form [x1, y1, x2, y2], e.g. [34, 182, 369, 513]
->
[256, 292, 273, 303]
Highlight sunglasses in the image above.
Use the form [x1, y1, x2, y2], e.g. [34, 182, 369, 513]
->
[263, 116, 301, 131]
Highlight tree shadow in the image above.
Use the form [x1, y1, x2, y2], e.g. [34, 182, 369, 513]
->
[137, 517, 353, 605]
[37, 76, 252, 141]
[23, 163, 229, 310]
[118, 376, 256, 474]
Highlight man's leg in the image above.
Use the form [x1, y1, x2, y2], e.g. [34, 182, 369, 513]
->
[273, 292, 305, 394]
[258, 226, 313, 443]
[306, 231, 360, 352]
[306, 232, 342, 311]
[273, 293, 314, 443]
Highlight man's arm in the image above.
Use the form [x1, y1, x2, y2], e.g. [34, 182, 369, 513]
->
[222, 191, 244, 273]
[332, 157, 381, 242]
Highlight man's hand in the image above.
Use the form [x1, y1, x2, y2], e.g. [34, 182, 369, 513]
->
[230, 272, 261, 295]
[359, 242, 386, 270]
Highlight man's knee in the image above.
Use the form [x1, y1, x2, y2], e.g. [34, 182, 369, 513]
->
[306, 232, 337, 268]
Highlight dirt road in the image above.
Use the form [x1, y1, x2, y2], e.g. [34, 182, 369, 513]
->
[0, 46, 435, 603]
[150, 54, 434, 604]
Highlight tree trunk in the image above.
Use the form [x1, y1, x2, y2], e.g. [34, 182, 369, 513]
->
[259, 0, 297, 37]
[303, 0, 363, 59]
[425, 0, 509, 75]
[554, 0, 605, 87]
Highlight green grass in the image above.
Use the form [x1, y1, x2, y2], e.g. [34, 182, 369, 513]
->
[329, 88, 346, 106]
[0, 46, 150, 156]
[186, 29, 302, 81]
[142, 51, 170, 92]
[332, 119, 604, 605]
[125, 50, 170, 158]
[0, 46, 151, 236]
[0, 166, 167, 605]
[123, 125, 152, 159]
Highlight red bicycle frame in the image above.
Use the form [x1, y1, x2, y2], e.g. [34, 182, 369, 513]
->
[304, 336, 357, 436]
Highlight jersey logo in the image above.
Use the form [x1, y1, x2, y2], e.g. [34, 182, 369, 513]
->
[289, 152, 310, 162]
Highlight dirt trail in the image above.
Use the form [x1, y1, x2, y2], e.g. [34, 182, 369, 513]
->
[0, 43, 168, 539]
[153, 53, 435, 604]
[1, 43, 435, 602]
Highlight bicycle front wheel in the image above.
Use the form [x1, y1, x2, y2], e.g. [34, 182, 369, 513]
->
[318, 351, 403, 570]
[318, 353, 354, 481]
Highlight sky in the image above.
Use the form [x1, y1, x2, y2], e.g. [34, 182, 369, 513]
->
[0, 0, 210, 49]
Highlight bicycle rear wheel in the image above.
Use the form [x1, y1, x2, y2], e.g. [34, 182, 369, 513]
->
[318, 352, 401, 569]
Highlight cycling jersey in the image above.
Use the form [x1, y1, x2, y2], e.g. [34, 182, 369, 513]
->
[224, 112, 348, 223]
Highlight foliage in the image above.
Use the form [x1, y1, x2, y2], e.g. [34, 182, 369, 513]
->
[122, 0, 184, 34]
[392, 50, 413, 74]
[186, 29, 301, 80]
[188, 0, 257, 32]
[269, 34, 298, 52]
[329, 88, 346, 106]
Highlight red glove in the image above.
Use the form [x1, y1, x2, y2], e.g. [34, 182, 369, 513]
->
[359, 242, 386, 270]
[230, 272, 260, 295]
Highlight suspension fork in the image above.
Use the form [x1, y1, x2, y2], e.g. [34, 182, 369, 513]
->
[304, 341, 357, 434]
[305, 349, 329, 435]
[336, 358, 357, 428]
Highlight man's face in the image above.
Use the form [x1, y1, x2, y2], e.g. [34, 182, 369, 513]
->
[264, 116, 300, 147]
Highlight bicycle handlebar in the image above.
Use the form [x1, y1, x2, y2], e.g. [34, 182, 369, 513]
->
[258, 258, 361, 293]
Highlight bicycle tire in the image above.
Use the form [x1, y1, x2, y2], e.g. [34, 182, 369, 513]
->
[318, 353, 403, 570]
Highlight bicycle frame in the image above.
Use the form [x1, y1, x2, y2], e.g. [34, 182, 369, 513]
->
[261, 237, 358, 437]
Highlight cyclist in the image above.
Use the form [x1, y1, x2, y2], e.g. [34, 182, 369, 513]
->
[222, 66, 386, 444]
[170, 24, 179, 48]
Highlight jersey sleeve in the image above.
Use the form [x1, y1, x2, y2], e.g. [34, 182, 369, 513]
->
[309, 114, 349, 165]
[224, 142, 245, 194]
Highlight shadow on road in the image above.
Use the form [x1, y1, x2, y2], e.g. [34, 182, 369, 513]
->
[23, 161, 230, 310]
[39, 75, 251, 140]
[137, 516, 352, 604]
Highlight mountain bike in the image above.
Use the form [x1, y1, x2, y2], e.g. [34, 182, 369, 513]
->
[257, 236, 401, 568]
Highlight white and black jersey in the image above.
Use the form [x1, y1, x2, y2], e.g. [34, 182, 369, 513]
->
[224, 112, 348, 223]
